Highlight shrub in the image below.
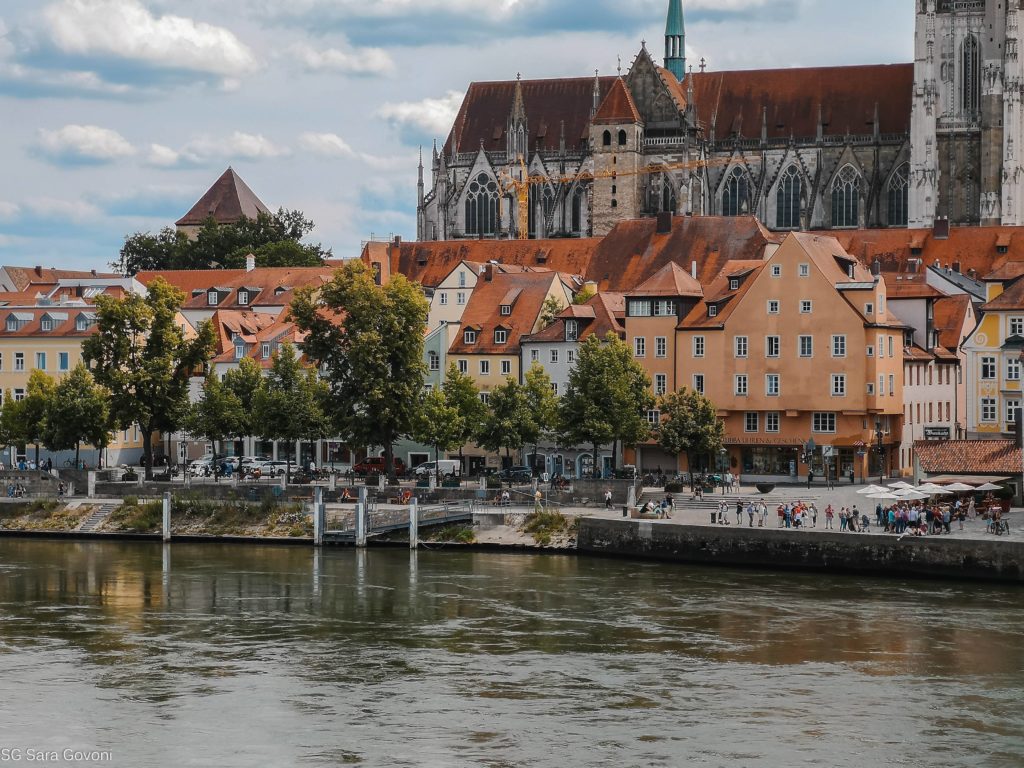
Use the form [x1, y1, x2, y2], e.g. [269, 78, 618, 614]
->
[485, 476, 502, 490]
[522, 508, 570, 546]
[122, 495, 138, 507]
[664, 482, 683, 494]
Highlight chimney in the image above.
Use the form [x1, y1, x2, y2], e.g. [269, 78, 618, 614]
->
[691, 261, 697, 280]
[90, 269, 97, 276]
[933, 217, 950, 240]
[968, 268, 977, 280]
[952, 261, 961, 274]
[871, 258, 881, 277]
[394, 235, 402, 248]
[245, 253, 256, 272]
[484, 264, 493, 282]
[34, 266, 43, 277]
[656, 211, 673, 235]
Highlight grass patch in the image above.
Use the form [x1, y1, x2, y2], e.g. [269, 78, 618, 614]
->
[0, 500, 85, 531]
[106, 500, 163, 532]
[522, 508, 572, 546]
[425, 524, 476, 544]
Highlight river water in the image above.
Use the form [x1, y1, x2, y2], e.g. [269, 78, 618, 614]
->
[0, 540, 1021, 768]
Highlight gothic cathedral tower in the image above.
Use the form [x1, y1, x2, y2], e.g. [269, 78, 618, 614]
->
[910, 0, 1024, 227]
[665, 0, 686, 81]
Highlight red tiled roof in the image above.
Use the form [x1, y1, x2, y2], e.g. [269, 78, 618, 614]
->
[137, 267, 338, 309]
[445, 76, 614, 155]
[915, 440, 1022, 476]
[593, 78, 641, 125]
[1, 267, 119, 291]
[681, 259, 765, 329]
[982, 279, 1024, 311]
[882, 272, 943, 299]
[933, 294, 973, 352]
[448, 271, 559, 355]
[524, 291, 625, 344]
[691, 64, 912, 141]
[176, 168, 270, 227]
[628, 261, 703, 297]
[0, 308, 97, 338]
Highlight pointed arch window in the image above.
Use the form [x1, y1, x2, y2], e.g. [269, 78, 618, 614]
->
[542, 188, 555, 237]
[465, 173, 499, 237]
[662, 177, 677, 214]
[571, 187, 585, 234]
[617, 130, 627, 146]
[831, 165, 861, 228]
[961, 34, 980, 117]
[776, 165, 802, 229]
[602, 130, 612, 147]
[722, 167, 749, 217]
[887, 163, 909, 227]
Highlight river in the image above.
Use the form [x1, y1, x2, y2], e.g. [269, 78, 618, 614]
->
[0, 540, 1021, 767]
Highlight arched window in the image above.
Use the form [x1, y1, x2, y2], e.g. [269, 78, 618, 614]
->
[528, 185, 538, 238]
[542, 188, 555, 237]
[661, 178, 677, 213]
[602, 130, 612, 147]
[831, 165, 860, 228]
[961, 34, 980, 117]
[464, 173, 498, 237]
[722, 167, 749, 217]
[887, 163, 909, 227]
[775, 165, 802, 229]
[617, 130, 627, 146]
[571, 187, 584, 234]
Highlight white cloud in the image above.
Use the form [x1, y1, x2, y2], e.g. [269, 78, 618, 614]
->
[43, 0, 258, 82]
[0, 201, 20, 220]
[298, 132, 414, 170]
[0, 18, 14, 60]
[35, 124, 136, 163]
[24, 197, 102, 221]
[376, 91, 464, 137]
[290, 42, 395, 76]
[146, 143, 182, 167]
[148, 132, 290, 167]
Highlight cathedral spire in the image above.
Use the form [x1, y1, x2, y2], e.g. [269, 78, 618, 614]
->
[664, 0, 686, 81]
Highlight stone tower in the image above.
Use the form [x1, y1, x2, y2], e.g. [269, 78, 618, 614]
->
[664, 0, 686, 81]
[910, 0, 1024, 226]
[590, 78, 644, 237]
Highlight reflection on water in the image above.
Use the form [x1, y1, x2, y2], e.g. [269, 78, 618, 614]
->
[0, 540, 1021, 767]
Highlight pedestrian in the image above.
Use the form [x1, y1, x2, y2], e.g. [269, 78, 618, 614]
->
[825, 504, 834, 529]
[736, 499, 743, 525]
[725, 471, 734, 494]
[807, 469, 814, 489]
[849, 468, 855, 485]
[759, 500, 768, 527]
[942, 508, 952, 534]
[718, 500, 729, 525]
[605, 489, 613, 510]
[810, 503, 818, 528]
[849, 506, 860, 532]
[876, 503, 884, 528]
[784, 504, 792, 529]
[777, 504, 785, 528]
[839, 507, 848, 531]
[747, 501, 755, 527]
[57, 482, 65, 501]
[664, 494, 675, 519]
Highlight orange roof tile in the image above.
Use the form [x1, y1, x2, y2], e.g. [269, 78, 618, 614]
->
[175, 168, 270, 227]
[449, 271, 559, 355]
[525, 291, 625, 344]
[882, 272, 943, 299]
[915, 440, 1022, 476]
[627, 261, 703, 298]
[933, 294, 973, 352]
[593, 78, 641, 125]
[982, 278, 1024, 311]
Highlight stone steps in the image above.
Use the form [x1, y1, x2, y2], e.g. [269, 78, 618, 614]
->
[78, 503, 118, 532]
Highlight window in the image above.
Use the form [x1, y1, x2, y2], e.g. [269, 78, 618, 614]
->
[831, 165, 860, 227]
[480, 360, 490, 375]
[76, 317, 89, 332]
[729, 279, 740, 291]
[464, 330, 477, 344]
[1012, 317, 1024, 337]
[799, 336, 813, 358]
[464, 173, 499, 237]
[424, 383, 434, 393]
[864, 303, 874, 316]
[693, 337, 705, 357]
[0, 352, 3, 371]
[628, 300, 652, 317]
[734, 336, 748, 358]
[13, 388, 25, 402]
[565, 320, 578, 342]
[889, 374, 895, 396]
[618, 130, 627, 146]
[238, 291, 249, 306]
[5, 317, 17, 332]
[646, 409, 661, 426]
[262, 343, 271, 359]
[550, 350, 559, 364]
[888, 163, 909, 227]
[551, 383, 559, 396]
[494, 330, 508, 344]
[766, 374, 780, 397]
[602, 130, 611, 146]
[962, 34, 980, 115]
[1007, 400, 1021, 425]
[880, 375, 886, 395]
[767, 300, 780, 314]
[428, 351, 440, 371]
[799, 264, 810, 278]
[771, 265, 782, 278]
[457, 292, 466, 305]
[634, 337, 646, 358]
[708, 305, 718, 317]
[722, 167, 749, 216]
[35, 352, 45, 370]
[653, 300, 676, 317]
[655, 374, 667, 396]
[867, 382, 875, 396]
[439, 292, 449, 306]
[982, 356, 997, 379]
[867, 346, 874, 358]
[735, 374, 748, 396]
[831, 374, 846, 397]
[812, 413, 837, 433]
[40, 318, 52, 332]
[207, 290, 218, 306]
[458, 360, 468, 374]
[14, 353, 24, 371]
[888, 337, 894, 358]
[877, 335, 886, 358]
[458, 271, 467, 288]
[832, 335, 847, 358]
[58, 352, 69, 371]
[479, 392, 490, 405]
[501, 360, 512, 376]
[693, 374, 705, 394]
[745, 412, 759, 433]
[800, 300, 813, 314]
[655, 337, 667, 358]
[776, 165, 802, 229]
[981, 397, 997, 423]
[500, 305, 511, 316]
[1008, 359, 1021, 382]
[234, 344, 244, 361]
[529, 349, 539, 363]
[766, 336, 780, 358]
[567, 350, 575, 364]
[765, 412, 780, 433]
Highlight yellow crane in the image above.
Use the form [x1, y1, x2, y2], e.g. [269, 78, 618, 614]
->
[498, 155, 732, 240]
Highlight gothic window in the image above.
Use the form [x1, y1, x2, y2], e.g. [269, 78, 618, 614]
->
[887, 164, 909, 227]
[464, 173, 499, 237]
[528, 185, 538, 238]
[830, 165, 860, 228]
[617, 130, 627, 146]
[602, 130, 612, 147]
[661, 178, 677, 214]
[722, 167, 749, 217]
[517, 126, 526, 159]
[775, 165, 802, 229]
[571, 187, 584, 234]
[961, 34, 980, 117]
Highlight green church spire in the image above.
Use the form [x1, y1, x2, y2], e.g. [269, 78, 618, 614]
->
[665, 0, 686, 81]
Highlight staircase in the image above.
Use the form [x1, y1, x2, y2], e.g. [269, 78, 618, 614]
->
[78, 503, 118, 533]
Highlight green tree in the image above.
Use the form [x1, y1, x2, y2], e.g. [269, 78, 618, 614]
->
[46, 364, 112, 469]
[222, 357, 264, 446]
[442, 363, 487, 473]
[558, 333, 654, 477]
[251, 342, 327, 482]
[186, 374, 246, 480]
[411, 388, 464, 480]
[83, 277, 217, 479]
[478, 378, 537, 473]
[291, 261, 429, 481]
[656, 388, 725, 476]
[0, 392, 22, 457]
[523, 363, 558, 473]
[572, 286, 596, 305]
[17, 370, 58, 469]
[539, 295, 564, 327]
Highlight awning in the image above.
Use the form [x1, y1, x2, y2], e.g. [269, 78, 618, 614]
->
[925, 475, 1011, 486]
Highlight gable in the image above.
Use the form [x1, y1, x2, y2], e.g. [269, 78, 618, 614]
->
[626, 48, 684, 126]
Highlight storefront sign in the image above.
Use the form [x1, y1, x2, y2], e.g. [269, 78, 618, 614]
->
[924, 427, 951, 440]
[724, 437, 804, 447]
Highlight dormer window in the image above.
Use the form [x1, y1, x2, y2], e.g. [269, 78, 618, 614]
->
[565, 320, 579, 342]
[464, 330, 477, 344]
[76, 317, 88, 331]
[494, 329, 508, 344]
[5, 317, 17, 332]
[500, 305, 512, 316]
[238, 291, 249, 306]
[40, 318, 52, 332]
[729, 279, 740, 290]
[847, 265, 856, 279]
[207, 290, 219, 306]
[234, 343, 245, 360]
[708, 305, 718, 317]
[261, 343, 271, 359]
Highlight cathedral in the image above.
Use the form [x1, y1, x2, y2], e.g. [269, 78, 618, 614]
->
[417, 0, 1024, 240]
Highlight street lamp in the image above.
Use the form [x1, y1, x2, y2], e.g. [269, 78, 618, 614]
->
[718, 447, 727, 492]
[875, 417, 885, 484]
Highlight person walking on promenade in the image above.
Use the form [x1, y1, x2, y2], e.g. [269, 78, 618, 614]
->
[942, 508, 952, 534]
[735, 499, 743, 525]
[839, 507, 848, 531]
[825, 504, 834, 529]
[849, 505, 860, 532]
[759, 499, 768, 527]
[747, 501, 755, 527]
[725, 471, 734, 494]
[810, 503, 818, 528]
[807, 470, 814, 489]
[784, 504, 792, 529]
[849, 468, 855, 485]
[876, 503, 884, 528]
[719, 500, 730, 525]
[605, 489, 613, 510]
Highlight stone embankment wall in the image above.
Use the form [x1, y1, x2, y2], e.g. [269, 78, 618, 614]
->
[577, 518, 1024, 583]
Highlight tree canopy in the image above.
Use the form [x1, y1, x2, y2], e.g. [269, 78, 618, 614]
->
[441, 362, 487, 470]
[656, 388, 725, 474]
[478, 378, 537, 468]
[411, 388, 464, 475]
[46, 364, 111, 467]
[115, 209, 331, 275]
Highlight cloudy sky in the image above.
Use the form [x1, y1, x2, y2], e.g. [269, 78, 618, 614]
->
[0, 0, 913, 270]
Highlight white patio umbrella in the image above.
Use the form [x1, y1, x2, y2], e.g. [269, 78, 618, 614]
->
[896, 490, 930, 501]
[857, 484, 888, 495]
[974, 482, 1003, 492]
[917, 483, 953, 495]
[867, 492, 901, 500]
[945, 482, 976, 492]
[889, 481, 914, 489]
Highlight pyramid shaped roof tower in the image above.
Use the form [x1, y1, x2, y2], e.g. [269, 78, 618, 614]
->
[176, 168, 270, 228]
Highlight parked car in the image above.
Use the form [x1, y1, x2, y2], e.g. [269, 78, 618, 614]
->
[255, 460, 290, 477]
[187, 458, 214, 477]
[413, 460, 461, 478]
[353, 456, 406, 475]
[498, 466, 533, 483]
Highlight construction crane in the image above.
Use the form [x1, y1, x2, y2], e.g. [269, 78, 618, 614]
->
[498, 155, 732, 240]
